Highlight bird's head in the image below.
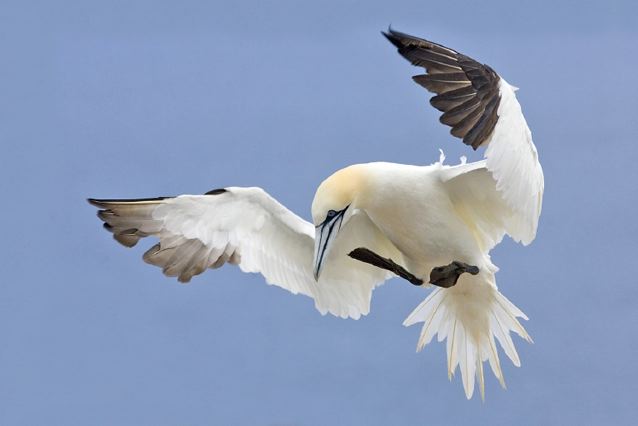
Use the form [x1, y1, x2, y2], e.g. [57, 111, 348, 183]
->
[311, 165, 368, 280]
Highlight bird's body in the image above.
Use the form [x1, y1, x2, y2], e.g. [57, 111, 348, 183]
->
[357, 162, 483, 275]
[88, 29, 543, 399]
[322, 161, 483, 277]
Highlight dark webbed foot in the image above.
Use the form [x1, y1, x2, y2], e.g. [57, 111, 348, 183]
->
[348, 248, 423, 286]
[429, 261, 479, 288]
[348, 247, 479, 289]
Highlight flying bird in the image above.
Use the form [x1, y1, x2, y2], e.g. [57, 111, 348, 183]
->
[88, 29, 543, 399]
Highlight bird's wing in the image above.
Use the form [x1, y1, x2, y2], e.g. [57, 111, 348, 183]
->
[437, 161, 512, 252]
[385, 29, 543, 244]
[88, 187, 390, 319]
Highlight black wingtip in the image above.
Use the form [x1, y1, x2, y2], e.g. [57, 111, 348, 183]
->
[86, 196, 170, 206]
[87, 198, 103, 208]
[382, 26, 404, 49]
[204, 188, 227, 195]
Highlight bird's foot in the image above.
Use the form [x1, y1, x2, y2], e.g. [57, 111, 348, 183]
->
[348, 247, 423, 286]
[348, 247, 480, 289]
[429, 261, 479, 288]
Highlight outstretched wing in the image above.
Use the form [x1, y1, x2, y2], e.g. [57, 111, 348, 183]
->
[88, 187, 392, 319]
[384, 29, 500, 150]
[385, 29, 543, 244]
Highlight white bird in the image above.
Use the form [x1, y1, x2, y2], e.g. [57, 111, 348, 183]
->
[88, 29, 543, 399]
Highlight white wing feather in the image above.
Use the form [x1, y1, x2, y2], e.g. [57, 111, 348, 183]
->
[438, 79, 544, 250]
[484, 79, 544, 245]
[90, 187, 393, 319]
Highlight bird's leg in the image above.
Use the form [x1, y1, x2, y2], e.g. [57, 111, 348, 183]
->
[348, 248, 423, 286]
[348, 247, 479, 289]
[429, 261, 479, 288]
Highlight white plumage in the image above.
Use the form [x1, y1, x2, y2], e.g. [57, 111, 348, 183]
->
[88, 29, 543, 399]
[90, 189, 395, 319]
[485, 79, 544, 245]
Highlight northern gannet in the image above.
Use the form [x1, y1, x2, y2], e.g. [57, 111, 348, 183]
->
[88, 29, 544, 399]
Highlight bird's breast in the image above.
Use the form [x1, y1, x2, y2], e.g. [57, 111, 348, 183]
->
[362, 168, 480, 277]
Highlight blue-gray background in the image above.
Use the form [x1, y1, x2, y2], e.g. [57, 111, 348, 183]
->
[2, 0, 636, 424]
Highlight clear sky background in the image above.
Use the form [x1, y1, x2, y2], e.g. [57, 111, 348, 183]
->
[1, 0, 637, 424]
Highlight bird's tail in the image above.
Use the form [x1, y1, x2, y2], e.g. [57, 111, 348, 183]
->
[403, 271, 531, 399]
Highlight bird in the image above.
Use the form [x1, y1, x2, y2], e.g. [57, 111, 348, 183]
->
[88, 28, 543, 399]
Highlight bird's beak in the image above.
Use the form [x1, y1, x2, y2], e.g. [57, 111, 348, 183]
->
[313, 210, 347, 281]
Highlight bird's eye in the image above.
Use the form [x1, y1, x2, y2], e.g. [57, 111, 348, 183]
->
[327, 210, 337, 219]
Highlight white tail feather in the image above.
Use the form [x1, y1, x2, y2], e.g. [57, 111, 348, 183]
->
[404, 272, 530, 399]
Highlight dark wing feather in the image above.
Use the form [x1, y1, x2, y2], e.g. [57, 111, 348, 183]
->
[383, 29, 501, 150]
[88, 192, 240, 283]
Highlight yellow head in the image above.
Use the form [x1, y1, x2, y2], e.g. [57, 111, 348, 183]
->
[311, 164, 368, 224]
[311, 164, 369, 280]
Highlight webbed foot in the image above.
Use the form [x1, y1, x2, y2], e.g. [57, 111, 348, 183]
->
[429, 261, 479, 288]
[348, 247, 480, 289]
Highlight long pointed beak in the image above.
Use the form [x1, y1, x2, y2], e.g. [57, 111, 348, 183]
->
[313, 212, 346, 281]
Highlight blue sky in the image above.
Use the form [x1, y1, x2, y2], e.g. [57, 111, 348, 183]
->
[1, 0, 637, 424]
